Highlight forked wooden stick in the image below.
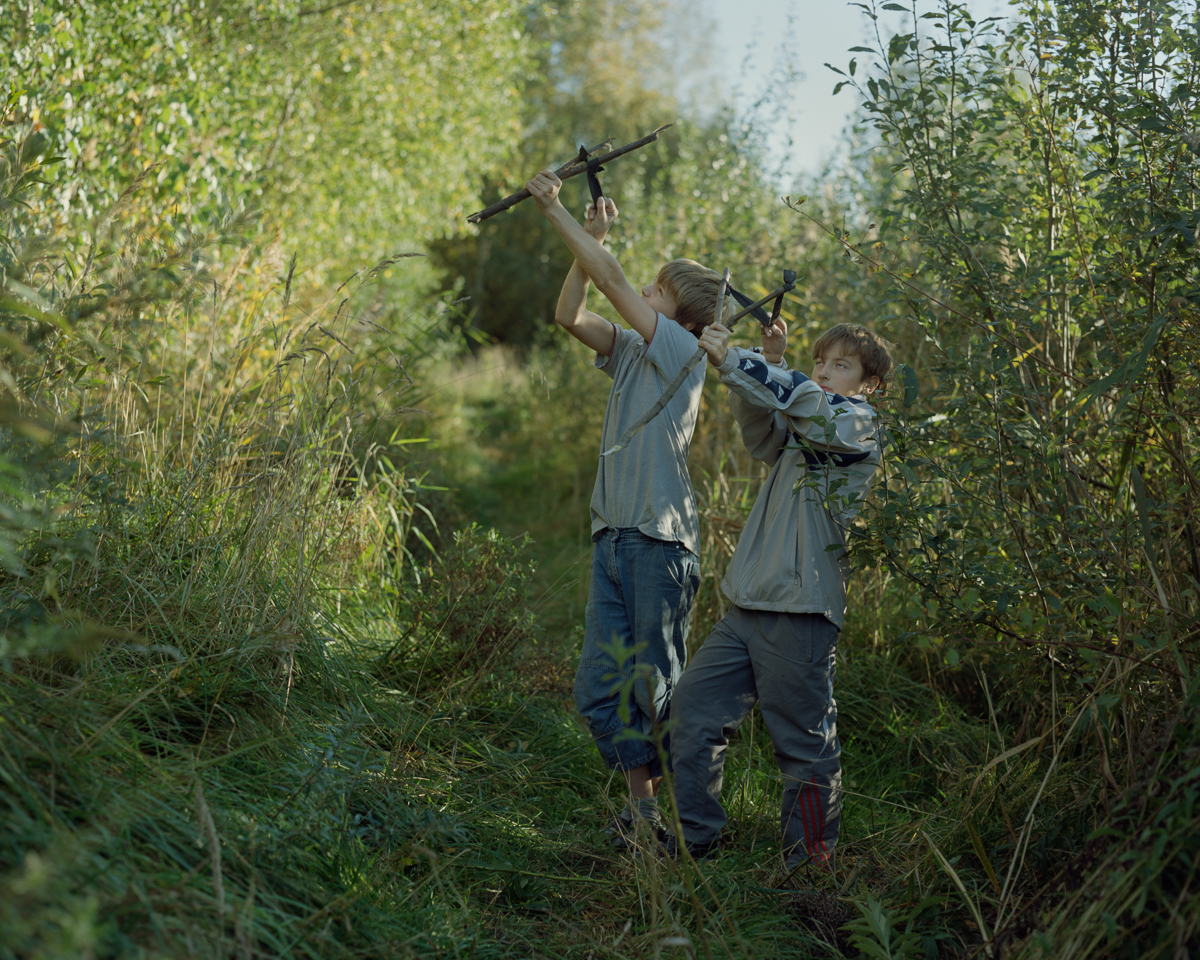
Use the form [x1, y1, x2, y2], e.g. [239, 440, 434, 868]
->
[466, 124, 673, 224]
[600, 274, 798, 457]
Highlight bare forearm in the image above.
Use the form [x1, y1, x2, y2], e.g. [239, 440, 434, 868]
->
[550, 253, 617, 352]
[555, 260, 592, 329]
[541, 200, 623, 291]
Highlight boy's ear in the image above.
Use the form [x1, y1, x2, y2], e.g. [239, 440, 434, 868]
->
[861, 376, 882, 396]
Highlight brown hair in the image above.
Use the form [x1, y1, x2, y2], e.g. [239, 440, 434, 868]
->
[811, 323, 895, 386]
[656, 259, 725, 335]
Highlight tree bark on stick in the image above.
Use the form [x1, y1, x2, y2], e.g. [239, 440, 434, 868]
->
[466, 124, 673, 224]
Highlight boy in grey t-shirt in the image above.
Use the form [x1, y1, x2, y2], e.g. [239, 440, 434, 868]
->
[527, 168, 724, 843]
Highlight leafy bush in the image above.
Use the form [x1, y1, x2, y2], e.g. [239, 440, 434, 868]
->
[815, 0, 1200, 953]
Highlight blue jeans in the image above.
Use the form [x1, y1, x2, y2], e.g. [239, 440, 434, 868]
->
[574, 528, 700, 778]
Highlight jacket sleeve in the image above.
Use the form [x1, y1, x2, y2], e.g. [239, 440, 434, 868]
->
[727, 389, 790, 466]
[716, 347, 867, 452]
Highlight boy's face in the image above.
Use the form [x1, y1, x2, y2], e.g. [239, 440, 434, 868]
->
[812, 346, 879, 398]
[641, 280, 680, 324]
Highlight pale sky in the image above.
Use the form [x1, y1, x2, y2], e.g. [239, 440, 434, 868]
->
[697, 0, 1012, 181]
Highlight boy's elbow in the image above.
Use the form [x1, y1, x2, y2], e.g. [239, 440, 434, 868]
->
[589, 261, 625, 295]
[554, 305, 581, 329]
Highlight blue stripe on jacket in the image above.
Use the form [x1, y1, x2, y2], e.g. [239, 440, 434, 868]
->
[791, 441, 875, 471]
[734, 355, 869, 407]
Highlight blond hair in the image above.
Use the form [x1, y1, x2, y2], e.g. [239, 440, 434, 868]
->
[811, 323, 895, 385]
[656, 259, 725, 335]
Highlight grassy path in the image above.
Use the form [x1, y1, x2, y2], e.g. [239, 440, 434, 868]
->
[2, 589, 985, 959]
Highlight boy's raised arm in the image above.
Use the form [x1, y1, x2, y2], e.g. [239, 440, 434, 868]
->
[553, 198, 620, 355]
[728, 390, 790, 466]
[527, 170, 659, 341]
[699, 320, 840, 433]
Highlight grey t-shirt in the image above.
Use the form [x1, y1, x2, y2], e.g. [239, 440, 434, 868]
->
[589, 315, 704, 556]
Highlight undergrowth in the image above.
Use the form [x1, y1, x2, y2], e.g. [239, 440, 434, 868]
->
[4, 0, 1200, 957]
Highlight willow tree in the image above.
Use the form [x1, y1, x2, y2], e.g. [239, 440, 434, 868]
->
[2, 0, 530, 291]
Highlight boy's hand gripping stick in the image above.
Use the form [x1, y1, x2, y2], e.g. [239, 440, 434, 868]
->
[601, 269, 798, 457]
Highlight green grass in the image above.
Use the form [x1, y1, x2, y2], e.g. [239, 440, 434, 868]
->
[4, 506, 999, 960]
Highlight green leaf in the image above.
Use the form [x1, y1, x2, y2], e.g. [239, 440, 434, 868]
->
[888, 33, 912, 62]
[1130, 467, 1155, 553]
[1069, 312, 1168, 424]
[899, 364, 919, 406]
[0, 292, 71, 331]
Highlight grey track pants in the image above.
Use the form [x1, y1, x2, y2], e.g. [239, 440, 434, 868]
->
[670, 606, 841, 863]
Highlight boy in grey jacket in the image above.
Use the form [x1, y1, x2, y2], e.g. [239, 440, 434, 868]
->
[526, 168, 725, 844]
[670, 318, 894, 866]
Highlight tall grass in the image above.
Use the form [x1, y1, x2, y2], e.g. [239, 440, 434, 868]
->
[2, 149, 432, 953]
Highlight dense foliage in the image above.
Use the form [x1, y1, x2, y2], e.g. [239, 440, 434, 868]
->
[1, 0, 1197, 957]
[4, 0, 528, 290]
[825, 0, 1200, 952]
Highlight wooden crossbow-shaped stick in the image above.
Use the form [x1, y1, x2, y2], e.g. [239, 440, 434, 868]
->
[466, 125, 673, 224]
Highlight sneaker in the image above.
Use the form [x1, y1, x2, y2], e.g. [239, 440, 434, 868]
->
[664, 834, 722, 861]
[605, 798, 668, 850]
[603, 806, 635, 845]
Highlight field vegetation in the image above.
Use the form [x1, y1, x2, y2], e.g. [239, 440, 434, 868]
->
[1, 0, 1197, 957]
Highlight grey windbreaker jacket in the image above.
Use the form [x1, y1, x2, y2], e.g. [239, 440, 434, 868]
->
[714, 348, 882, 630]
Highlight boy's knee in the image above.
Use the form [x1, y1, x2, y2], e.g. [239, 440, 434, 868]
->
[670, 686, 717, 742]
